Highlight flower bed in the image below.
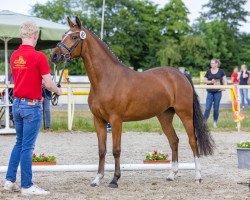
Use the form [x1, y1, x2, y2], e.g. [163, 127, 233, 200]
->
[143, 149, 170, 164]
[32, 153, 56, 165]
[237, 141, 250, 148]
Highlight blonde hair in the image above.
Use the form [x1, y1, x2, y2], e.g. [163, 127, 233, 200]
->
[20, 21, 39, 39]
[241, 64, 248, 70]
[211, 58, 221, 66]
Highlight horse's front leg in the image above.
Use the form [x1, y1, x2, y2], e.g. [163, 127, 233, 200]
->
[108, 117, 122, 188]
[91, 116, 107, 187]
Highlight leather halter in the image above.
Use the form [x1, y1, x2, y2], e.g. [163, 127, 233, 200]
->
[56, 30, 86, 62]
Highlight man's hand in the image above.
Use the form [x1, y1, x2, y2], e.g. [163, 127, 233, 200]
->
[42, 74, 62, 95]
[56, 87, 63, 96]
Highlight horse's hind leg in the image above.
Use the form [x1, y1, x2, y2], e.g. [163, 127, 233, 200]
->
[177, 110, 201, 183]
[157, 108, 179, 181]
[91, 116, 107, 187]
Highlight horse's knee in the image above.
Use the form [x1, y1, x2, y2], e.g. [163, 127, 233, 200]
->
[113, 148, 121, 158]
[99, 149, 106, 159]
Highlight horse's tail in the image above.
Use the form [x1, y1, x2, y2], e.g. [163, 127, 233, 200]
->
[184, 74, 215, 156]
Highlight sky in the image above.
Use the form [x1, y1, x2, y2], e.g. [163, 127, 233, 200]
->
[0, 0, 250, 33]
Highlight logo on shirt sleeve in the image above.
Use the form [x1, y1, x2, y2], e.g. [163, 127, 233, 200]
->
[13, 56, 27, 68]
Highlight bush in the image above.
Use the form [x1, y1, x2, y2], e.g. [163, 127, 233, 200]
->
[237, 141, 250, 148]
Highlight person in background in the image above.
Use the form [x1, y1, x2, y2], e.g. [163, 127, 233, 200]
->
[239, 64, 250, 110]
[3, 21, 62, 196]
[2, 72, 14, 125]
[42, 88, 52, 130]
[107, 122, 112, 133]
[8, 73, 14, 126]
[231, 67, 239, 85]
[203, 58, 227, 128]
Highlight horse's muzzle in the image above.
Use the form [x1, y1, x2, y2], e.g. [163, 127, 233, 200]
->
[50, 48, 63, 64]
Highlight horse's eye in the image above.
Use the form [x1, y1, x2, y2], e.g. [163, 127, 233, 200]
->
[72, 36, 77, 40]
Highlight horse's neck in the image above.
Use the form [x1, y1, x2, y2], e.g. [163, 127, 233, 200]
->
[81, 30, 122, 90]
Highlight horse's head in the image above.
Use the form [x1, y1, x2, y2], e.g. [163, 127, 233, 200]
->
[51, 16, 86, 64]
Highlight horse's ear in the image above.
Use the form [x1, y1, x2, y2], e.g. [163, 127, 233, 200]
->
[67, 17, 75, 28]
[75, 16, 82, 29]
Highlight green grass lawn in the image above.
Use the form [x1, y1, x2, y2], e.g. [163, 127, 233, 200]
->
[48, 109, 250, 132]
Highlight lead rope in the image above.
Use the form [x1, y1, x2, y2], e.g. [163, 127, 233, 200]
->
[51, 61, 67, 106]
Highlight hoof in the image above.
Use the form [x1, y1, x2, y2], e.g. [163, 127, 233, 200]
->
[195, 179, 202, 184]
[166, 172, 176, 181]
[90, 182, 99, 187]
[108, 182, 118, 188]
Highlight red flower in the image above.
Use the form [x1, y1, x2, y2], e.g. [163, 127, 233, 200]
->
[153, 149, 158, 155]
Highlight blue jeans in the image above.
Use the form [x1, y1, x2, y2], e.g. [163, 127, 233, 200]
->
[240, 89, 250, 107]
[6, 98, 42, 188]
[43, 98, 51, 128]
[204, 92, 222, 122]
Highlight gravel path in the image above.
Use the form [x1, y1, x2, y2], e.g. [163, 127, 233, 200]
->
[0, 131, 249, 200]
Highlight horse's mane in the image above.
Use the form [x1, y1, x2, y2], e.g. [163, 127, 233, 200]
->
[85, 28, 124, 65]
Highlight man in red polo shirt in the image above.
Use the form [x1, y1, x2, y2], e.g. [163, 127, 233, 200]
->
[4, 21, 62, 196]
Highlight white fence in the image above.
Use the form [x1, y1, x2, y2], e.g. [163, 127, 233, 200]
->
[50, 84, 250, 105]
[0, 84, 249, 133]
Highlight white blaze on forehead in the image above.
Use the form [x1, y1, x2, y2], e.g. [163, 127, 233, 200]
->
[61, 30, 86, 42]
[62, 30, 74, 42]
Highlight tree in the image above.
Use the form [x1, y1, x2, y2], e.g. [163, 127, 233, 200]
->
[195, 19, 236, 73]
[202, 0, 248, 29]
[200, 0, 249, 73]
[31, 0, 87, 24]
[156, 0, 191, 68]
[238, 33, 250, 67]
[32, 0, 162, 71]
[180, 35, 208, 69]
[83, 0, 162, 70]
[30, 0, 250, 76]
[156, 38, 181, 66]
[159, 0, 191, 41]
[198, 20, 229, 57]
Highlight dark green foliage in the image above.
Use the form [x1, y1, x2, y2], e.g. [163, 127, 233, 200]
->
[26, 0, 250, 77]
[200, 0, 248, 74]
[180, 35, 208, 69]
[238, 33, 250, 67]
[159, 0, 191, 41]
[202, 0, 248, 29]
